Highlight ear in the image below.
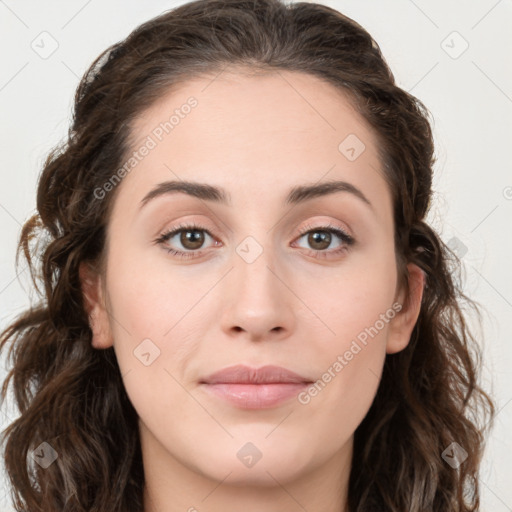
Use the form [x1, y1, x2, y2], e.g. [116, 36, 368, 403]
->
[386, 262, 425, 354]
[79, 262, 114, 349]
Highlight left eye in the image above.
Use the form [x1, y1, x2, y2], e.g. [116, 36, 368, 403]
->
[294, 226, 353, 252]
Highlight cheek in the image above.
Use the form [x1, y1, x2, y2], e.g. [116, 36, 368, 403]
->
[307, 242, 398, 343]
[298, 293, 392, 454]
[104, 247, 210, 379]
[104, 260, 205, 433]
[298, 247, 397, 421]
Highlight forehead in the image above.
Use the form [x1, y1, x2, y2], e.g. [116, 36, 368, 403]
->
[114, 69, 391, 220]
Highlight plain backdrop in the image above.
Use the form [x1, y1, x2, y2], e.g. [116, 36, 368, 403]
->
[1, 0, 511, 510]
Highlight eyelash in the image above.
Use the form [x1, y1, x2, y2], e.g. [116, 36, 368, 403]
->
[154, 222, 355, 260]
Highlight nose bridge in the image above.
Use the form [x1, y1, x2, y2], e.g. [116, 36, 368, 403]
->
[233, 233, 281, 303]
[220, 231, 294, 338]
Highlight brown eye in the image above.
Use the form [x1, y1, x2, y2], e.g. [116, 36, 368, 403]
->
[295, 226, 353, 251]
[293, 224, 355, 259]
[156, 223, 218, 258]
[179, 229, 205, 250]
[306, 231, 332, 251]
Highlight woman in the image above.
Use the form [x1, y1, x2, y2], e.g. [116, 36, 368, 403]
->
[0, 0, 494, 510]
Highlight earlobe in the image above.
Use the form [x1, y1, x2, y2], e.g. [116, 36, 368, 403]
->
[79, 262, 114, 349]
[386, 263, 426, 354]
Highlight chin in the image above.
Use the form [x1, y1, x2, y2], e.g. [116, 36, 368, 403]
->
[192, 438, 312, 487]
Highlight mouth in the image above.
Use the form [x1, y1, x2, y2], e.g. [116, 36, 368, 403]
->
[199, 364, 313, 409]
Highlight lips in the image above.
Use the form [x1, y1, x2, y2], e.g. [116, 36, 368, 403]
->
[199, 365, 313, 409]
[200, 364, 313, 385]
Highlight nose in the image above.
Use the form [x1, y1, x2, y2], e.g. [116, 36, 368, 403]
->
[219, 240, 295, 342]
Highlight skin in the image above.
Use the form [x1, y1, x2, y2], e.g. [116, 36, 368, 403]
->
[80, 68, 425, 512]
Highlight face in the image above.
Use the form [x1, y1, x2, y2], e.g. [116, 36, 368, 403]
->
[81, 69, 424, 494]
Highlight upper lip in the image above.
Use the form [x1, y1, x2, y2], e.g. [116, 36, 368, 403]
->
[200, 365, 313, 384]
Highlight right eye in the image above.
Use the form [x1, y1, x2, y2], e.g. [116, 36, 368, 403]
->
[154, 223, 221, 259]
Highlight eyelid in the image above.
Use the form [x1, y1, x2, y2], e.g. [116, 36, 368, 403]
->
[295, 220, 353, 240]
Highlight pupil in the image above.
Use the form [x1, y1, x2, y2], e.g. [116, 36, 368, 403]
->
[182, 230, 204, 249]
[310, 231, 330, 249]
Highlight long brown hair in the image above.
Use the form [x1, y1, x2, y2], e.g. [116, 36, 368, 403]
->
[0, 1, 494, 510]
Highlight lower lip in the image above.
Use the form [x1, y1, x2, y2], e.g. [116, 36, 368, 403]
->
[201, 382, 310, 409]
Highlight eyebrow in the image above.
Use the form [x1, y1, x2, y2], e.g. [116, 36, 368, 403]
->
[139, 179, 373, 211]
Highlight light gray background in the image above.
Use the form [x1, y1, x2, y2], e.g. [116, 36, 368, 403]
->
[1, 0, 511, 510]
